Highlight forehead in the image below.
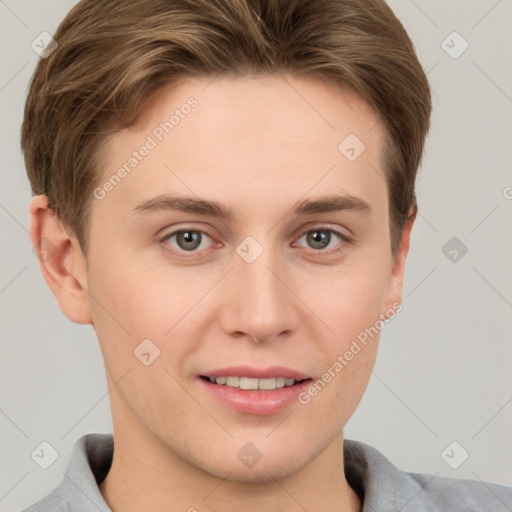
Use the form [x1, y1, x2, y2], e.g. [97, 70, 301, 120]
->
[133, 74, 381, 156]
[96, 74, 386, 221]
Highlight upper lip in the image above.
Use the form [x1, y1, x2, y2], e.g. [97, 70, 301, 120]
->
[201, 366, 310, 381]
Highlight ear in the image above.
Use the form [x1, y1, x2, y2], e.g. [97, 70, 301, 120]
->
[382, 209, 416, 315]
[29, 195, 93, 324]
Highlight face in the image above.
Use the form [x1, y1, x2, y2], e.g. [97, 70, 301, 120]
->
[81, 75, 407, 482]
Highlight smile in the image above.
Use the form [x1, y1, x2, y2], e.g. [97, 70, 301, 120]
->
[201, 376, 302, 390]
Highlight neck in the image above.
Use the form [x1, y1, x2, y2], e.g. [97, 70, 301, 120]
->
[99, 405, 361, 512]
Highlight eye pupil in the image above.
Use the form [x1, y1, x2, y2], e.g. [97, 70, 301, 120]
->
[308, 230, 330, 249]
[177, 231, 201, 251]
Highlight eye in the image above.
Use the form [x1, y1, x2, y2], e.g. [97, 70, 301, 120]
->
[161, 228, 214, 254]
[294, 227, 348, 252]
[159, 225, 350, 259]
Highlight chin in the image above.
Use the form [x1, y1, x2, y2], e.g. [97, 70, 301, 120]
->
[186, 440, 318, 485]
[202, 457, 305, 484]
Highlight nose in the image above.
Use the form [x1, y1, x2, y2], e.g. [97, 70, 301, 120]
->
[218, 241, 300, 344]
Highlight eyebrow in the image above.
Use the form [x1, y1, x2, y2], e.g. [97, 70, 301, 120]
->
[132, 193, 371, 219]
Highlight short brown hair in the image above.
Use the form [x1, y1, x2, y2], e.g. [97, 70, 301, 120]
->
[21, 0, 431, 256]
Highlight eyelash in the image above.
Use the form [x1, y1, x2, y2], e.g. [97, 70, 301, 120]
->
[159, 225, 351, 259]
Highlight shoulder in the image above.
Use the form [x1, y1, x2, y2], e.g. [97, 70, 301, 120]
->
[18, 488, 70, 512]
[344, 439, 512, 511]
[407, 470, 512, 511]
[18, 433, 113, 512]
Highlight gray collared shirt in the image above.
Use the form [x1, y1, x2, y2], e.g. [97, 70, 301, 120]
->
[20, 433, 512, 511]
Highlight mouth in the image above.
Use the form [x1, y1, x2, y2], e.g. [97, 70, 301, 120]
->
[198, 367, 313, 415]
[199, 375, 309, 390]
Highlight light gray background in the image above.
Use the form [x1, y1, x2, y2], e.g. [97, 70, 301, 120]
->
[1, 1, 511, 510]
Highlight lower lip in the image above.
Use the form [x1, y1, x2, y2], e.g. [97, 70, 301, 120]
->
[199, 378, 312, 415]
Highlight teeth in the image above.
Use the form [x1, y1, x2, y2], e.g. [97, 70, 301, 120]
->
[240, 377, 259, 390]
[226, 376, 239, 387]
[209, 376, 298, 390]
[259, 378, 276, 390]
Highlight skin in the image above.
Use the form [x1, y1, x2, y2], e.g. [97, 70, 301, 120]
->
[30, 75, 414, 512]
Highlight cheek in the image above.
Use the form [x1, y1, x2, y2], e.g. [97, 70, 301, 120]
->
[295, 260, 389, 411]
[86, 257, 204, 426]
[85, 248, 223, 386]
[87, 246, 200, 335]
[305, 258, 391, 341]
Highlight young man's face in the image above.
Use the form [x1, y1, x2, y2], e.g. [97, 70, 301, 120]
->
[66, 75, 410, 481]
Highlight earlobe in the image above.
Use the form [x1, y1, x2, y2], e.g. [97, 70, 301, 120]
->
[383, 210, 416, 315]
[29, 195, 93, 325]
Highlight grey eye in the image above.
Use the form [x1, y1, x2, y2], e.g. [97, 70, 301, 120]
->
[306, 230, 332, 250]
[298, 229, 343, 251]
[164, 230, 212, 252]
